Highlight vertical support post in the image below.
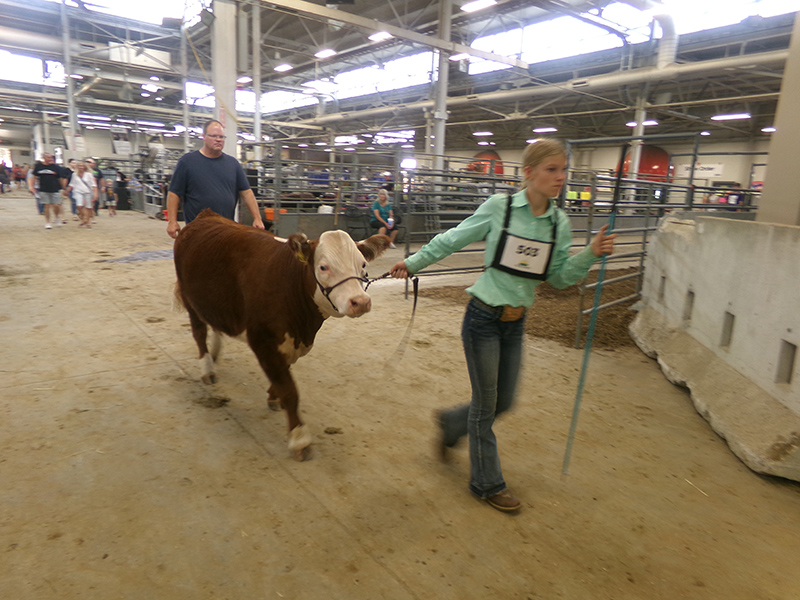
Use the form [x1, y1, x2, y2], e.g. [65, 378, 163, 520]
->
[431, 0, 451, 173]
[212, 0, 238, 155]
[273, 141, 283, 233]
[629, 97, 646, 179]
[687, 134, 701, 208]
[252, 2, 262, 163]
[60, 0, 78, 152]
[42, 111, 51, 155]
[237, 5, 248, 74]
[181, 22, 190, 153]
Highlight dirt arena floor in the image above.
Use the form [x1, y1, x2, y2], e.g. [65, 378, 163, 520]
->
[2, 189, 800, 599]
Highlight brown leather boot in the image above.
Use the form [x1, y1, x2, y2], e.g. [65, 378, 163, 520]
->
[485, 489, 521, 512]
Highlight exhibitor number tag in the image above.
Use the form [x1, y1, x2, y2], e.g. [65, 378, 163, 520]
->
[493, 232, 553, 279]
[490, 193, 559, 281]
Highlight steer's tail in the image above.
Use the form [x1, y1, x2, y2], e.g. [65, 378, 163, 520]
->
[172, 281, 186, 313]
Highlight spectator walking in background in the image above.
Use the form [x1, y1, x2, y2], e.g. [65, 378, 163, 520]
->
[166, 119, 264, 239]
[27, 162, 42, 215]
[63, 158, 79, 220]
[65, 160, 97, 228]
[84, 158, 105, 222]
[0, 163, 9, 194]
[112, 170, 130, 214]
[12, 164, 24, 190]
[29, 154, 67, 229]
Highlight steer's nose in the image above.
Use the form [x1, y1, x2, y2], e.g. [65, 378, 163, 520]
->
[347, 295, 372, 317]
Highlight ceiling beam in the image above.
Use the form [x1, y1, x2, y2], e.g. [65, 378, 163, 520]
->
[259, 0, 529, 70]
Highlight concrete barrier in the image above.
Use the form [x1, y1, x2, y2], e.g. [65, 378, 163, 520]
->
[630, 212, 800, 481]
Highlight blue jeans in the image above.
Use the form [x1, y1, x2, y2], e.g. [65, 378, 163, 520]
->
[439, 297, 525, 498]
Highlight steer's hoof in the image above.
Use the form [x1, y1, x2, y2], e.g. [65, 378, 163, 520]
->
[292, 445, 314, 461]
[201, 373, 217, 384]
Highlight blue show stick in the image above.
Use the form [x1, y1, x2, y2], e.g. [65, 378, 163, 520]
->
[561, 143, 629, 475]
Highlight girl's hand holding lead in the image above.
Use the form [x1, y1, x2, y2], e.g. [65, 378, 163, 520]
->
[390, 260, 410, 279]
[591, 224, 617, 257]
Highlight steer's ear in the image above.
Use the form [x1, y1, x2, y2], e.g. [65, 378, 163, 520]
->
[357, 234, 391, 262]
[287, 233, 314, 264]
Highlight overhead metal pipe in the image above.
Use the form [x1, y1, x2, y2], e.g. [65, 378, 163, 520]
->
[0, 24, 100, 56]
[290, 50, 787, 128]
[618, 0, 678, 68]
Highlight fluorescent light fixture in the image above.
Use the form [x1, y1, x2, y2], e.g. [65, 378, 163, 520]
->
[461, 0, 497, 13]
[478, 141, 490, 146]
[401, 144, 415, 148]
[315, 142, 327, 146]
[700, 131, 711, 136]
[710, 113, 751, 121]
[533, 127, 558, 133]
[369, 31, 393, 42]
[473, 131, 493, 136]
[155, 97, 163, 101]
[449, 53, 470, 61]
[526, 138, 538, 144]
[274, 63, 293, 72]
[69, 74, 84, 80]
[626, 120, 658, 127]
[78, 113, 111, 121]
[149, 75, 160, 81]
[335, 135, 360, 146]
[237, 76, 253, 84]
[400, 158, 417, 169]
[137, 120, 165, 127]
[140, 92, 151, 97]
[761, 126, 776, 133]
[315, 49, 337, 59]
[141, 83, 161, 93]
[298, 143, 308, 147]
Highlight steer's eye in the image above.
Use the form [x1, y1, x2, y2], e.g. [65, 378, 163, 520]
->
[319, 265, 328, 272]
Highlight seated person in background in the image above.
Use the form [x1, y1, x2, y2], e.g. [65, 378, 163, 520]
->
[370, 188, 399, 249]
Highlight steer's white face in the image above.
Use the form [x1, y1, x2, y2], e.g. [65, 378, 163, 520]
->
[313, 230, 372, 319]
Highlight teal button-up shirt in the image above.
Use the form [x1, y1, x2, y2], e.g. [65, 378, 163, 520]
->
[404, 190, 598, 308]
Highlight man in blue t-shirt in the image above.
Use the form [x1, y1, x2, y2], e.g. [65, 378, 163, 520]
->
[166, 119, 264, 239]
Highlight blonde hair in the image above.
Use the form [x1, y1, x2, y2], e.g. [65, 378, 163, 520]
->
[521, 138, 567, 170]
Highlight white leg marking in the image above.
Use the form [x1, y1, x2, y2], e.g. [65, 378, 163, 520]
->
[200, 353, 216, 384]
[209, 329, 222, 361]
[288, 424, 312, 453]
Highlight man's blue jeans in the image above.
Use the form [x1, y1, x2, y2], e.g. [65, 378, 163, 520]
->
[439, 297, 525, 498]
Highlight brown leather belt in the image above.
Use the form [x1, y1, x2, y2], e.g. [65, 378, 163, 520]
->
[471, 296, 526, 322]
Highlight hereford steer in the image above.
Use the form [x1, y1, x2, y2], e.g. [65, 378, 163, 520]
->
[173, 209, 390, 460]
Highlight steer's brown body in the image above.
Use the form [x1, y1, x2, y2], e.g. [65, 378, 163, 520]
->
[174, 209, 389, 459]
